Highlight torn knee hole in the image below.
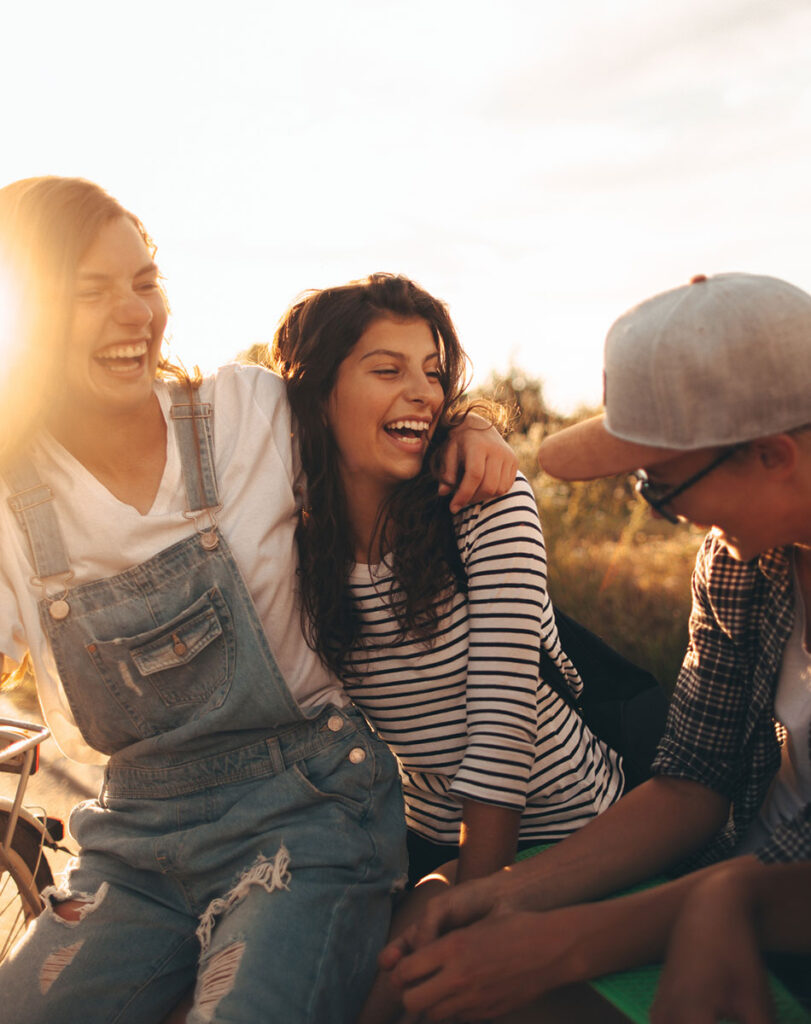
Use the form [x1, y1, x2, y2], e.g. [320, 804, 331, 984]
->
[197, 942, 245, 1019]
[40, 940, 85, 994]
[53, 900, 91, 922]
[46, 881, 109, 924]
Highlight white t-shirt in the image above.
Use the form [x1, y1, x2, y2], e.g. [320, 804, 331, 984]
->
[740, 556, 811, 851]
[0, 364, 346, 763]
[759, 560, 811, 828]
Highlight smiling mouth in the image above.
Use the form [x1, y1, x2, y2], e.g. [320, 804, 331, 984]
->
[384, 419, 431, 447]
[93, 340, 149, 374]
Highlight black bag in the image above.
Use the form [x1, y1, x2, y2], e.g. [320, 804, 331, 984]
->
[540, 607, 670, 790]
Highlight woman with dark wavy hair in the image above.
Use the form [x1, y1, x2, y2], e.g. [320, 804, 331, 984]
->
[272, 273, 625, 891]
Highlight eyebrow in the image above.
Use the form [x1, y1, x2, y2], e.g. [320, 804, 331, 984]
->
[77, 262, 159, 281]
[359, 348, 439, 363]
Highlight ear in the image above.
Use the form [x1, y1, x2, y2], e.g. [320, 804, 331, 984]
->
[749, 434, 800, 476]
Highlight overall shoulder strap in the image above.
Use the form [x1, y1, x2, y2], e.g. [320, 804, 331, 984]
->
[168, 380, 220, 512]
[2, 457, 72, 582]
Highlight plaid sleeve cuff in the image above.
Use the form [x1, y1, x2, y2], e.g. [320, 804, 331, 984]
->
[652, 734, 738, 798]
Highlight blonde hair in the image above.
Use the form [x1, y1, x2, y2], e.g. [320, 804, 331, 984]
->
[0, 176, 184, 468]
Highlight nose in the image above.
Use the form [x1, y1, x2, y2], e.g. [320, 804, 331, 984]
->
[404, 369, 434, 405]
[112, 289, 153, 326]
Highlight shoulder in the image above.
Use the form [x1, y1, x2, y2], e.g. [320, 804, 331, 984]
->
[691, 533, 789, 641]
[199, 363, 292, 435]
[694, 532, 779, 600]
[194, 364, 296, 476]
[453, 472, 539, 532]
[199, 362, 287, 410]
[452, 472, 544, 561]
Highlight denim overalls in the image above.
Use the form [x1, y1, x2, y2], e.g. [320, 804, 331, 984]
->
[1, 385, 406, 1024]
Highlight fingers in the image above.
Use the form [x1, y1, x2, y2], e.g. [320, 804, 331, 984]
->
[392, 932, 522, 1023]
[437, 438, 461, 497]
[393, 938, 471, 1020]
[378, 933, 413, 971]
[448, 448, 486, 513]
[409, 890, 461, 950]
[438, 425, 518, 511]
[448, 450, 518, 513]
[497, 453, 519, 498]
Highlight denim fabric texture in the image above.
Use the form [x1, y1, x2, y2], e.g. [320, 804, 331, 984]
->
[0, 385, 407, 1022]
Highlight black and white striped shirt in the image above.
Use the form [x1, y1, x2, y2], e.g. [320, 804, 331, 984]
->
[345, 474, 624, 844]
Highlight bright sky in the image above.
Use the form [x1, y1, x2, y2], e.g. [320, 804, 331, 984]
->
[2, 0, 810, 412]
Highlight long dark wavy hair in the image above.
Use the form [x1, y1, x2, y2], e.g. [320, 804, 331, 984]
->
[271, 272, 479, 679]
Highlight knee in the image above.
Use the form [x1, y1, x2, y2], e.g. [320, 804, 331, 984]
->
[45, 881, 109, 925]
[35, 882, 109, 993]
[52, 899, 92, 923]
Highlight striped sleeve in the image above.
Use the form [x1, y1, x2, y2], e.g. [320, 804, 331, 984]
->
[448, 474, 549, 810]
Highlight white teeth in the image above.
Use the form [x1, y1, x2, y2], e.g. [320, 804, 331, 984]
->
[387, 420, 430, 432]
[96, 341, 148, 360]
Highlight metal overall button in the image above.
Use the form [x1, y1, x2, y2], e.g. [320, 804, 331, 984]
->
[183, 507, 222, 551]
[172, 633, 188, 658]
[33, 571, 74, 621]
[49, 599, 70, 620]
[348, 747, 366, 764]
[327, 715, 344, 733]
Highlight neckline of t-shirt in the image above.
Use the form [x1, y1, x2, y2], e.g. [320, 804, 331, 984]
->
[348, 557, 394, 583]
[39, 382, 178, 519]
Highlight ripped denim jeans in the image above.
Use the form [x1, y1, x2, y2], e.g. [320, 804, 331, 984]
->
[0, 707, 407, 1024]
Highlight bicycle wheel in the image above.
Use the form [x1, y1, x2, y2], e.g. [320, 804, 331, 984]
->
[0, 811, 54, 962]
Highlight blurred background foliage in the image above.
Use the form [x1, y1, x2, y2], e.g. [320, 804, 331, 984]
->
[475, 369, 703, 692]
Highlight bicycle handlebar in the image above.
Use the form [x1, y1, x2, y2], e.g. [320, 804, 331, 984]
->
[0, 718, 50, 767]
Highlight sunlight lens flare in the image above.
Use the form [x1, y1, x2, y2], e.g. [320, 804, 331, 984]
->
[0, 249, 24, 374]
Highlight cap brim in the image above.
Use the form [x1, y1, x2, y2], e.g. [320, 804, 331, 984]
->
[538, 414, 687, 480]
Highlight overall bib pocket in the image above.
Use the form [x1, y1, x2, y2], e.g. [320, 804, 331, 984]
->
[84, 586, 235, 741]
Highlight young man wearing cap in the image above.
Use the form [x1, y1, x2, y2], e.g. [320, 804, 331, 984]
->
[379, 273, 811, 1021]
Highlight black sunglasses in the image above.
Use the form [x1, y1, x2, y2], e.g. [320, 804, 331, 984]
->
[632, 445, 742, 525]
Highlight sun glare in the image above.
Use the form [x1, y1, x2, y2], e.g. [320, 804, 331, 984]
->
[0, 250, 23, 371]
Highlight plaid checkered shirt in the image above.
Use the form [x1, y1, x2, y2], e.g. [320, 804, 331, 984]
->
[652, 532, 811, 866]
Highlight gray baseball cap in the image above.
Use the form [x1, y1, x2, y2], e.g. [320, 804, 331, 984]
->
[539, 272, 811, 480]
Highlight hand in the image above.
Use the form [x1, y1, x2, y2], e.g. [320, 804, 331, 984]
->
[439, 416, 517, 513]
[651, 868, 775, 1024]
[380, 872, 508, 976]
[387, 909, 578, 1022]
